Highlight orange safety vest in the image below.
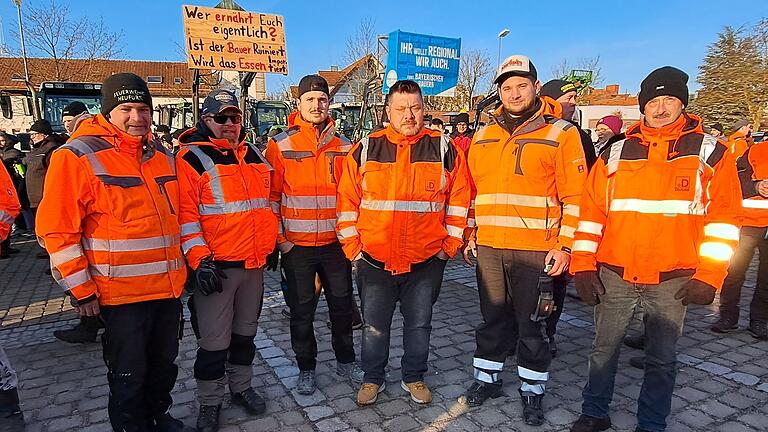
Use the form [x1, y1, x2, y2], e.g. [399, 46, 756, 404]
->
[571, 114, 741, 288]
[466, 101, 587, 253]
[36, 114, 187, 306]
[336, 126, 471, 274]
[0, 164, 20, 241]
[728, 130, 750, 159]
[176, 127, 278, 269]
[738, 141, 768, 228]
[265, 112, 352, 247]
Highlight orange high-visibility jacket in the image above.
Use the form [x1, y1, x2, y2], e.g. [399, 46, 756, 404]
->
[0, 164, 20, 241]
[571, 114, 741, 288]
[265, 112, 352, 247]
[738, 141, 768, 228]
[336, 126, 471, 274]
[176, 127, 278, 270]
[36, 115, 187, 306]
[728, 130, 750, 159]
[466, 102, 587, 253]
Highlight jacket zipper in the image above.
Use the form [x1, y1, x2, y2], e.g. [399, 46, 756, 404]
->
[158, 182, 176, 215]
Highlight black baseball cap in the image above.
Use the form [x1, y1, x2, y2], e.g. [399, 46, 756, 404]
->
[202, 89, 241, 116]
[62, 101, 88, 117]
[298, 75, 329, 97]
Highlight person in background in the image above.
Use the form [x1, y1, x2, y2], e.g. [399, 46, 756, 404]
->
[710, 138, 768, 340]
[540, 79, 597, 168]
[728, 119, 753, 159]
[593, 115, 623, 155]
[709, 122, 724, 139]
[451, 112, 474, 153]
[23, 119, 66, 257]
[0, 132, 23, 259]
[62, 101, 91, 134]
[430, 118, 445, 133]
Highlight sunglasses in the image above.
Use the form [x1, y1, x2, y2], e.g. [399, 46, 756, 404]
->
[207, 114, 242, 125]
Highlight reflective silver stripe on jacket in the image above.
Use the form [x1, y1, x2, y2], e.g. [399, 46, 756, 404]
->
[198, 198, 271, 215]
[283, 218, 337, 233]
[81, 234, 180, 252]
[90, 257, 186, 278]
[49, 244, 85, 267]
[282, 194, 337, 210]
[359, 199, 444, 213]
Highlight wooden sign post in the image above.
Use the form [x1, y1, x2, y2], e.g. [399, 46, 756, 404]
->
[182, 4, 288, 75]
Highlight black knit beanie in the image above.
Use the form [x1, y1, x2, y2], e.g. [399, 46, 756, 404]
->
[638, 66, 689, 113]
[101, 73, 152, 115]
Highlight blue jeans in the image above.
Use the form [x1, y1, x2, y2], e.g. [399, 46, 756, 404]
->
[356, 257, 446, 385]
[582, 267, 687, 432]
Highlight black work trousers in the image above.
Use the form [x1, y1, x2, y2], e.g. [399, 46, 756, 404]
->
[473, 246, 552, 395]
[719, 227, 768, 323]
[100, 298, 182, 432]
[281, 242, 355, 371]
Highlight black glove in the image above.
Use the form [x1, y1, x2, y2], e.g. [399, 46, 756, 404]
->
[574, 271, 605, 306]
[265, 246, 279, 272]
[674, 279, 716, 305]
[195, 259, 227, 296]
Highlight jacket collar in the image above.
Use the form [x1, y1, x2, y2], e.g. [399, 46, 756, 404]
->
[178, 120, 246, 151]
[288, 111, 339, 148]
[69, 114, 150, 155]
[627, 112, 702, 145]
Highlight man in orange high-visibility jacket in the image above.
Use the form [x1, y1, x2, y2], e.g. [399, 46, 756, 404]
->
[569, 67, 740, 432]
[337, 80, 470, 407]
[461, 56, 587, 425]
[176, 89, 277, 432]
[265, 75, 362, 397]
[36, 74, 191, 432]
[727, 118, 753, 159]
[710, 140, 768, 339]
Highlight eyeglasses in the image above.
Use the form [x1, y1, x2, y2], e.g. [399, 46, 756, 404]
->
[207, 114, 242, 125]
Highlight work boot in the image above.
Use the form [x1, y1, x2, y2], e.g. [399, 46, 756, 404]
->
[520, 391, 544, 426]
[336, 361, 364, 384]
[281, 308, 291, 319]
[0, 388, 24, 431]
[296, 370, 316, 395]
[710, 317, 739, 333]
[401, 381, 432, 404]
[356, 382, 385, 406]
[153, 412, 194, 432]
[195, 405, 220, 432]
[463, 381, 503, 407]
[570, 414, 612, 432]
[230, 388, 266, 416]
[748, 320, 768, 340]
[629, 356, 645, 370]
[623, 334, 644, 350]
[53, 317, 101, 343]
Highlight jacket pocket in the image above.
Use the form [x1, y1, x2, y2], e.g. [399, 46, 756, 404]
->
[155, 175, 178, 215]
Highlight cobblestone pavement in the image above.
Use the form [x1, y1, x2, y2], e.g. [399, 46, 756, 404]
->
[2, 236, 767, 431]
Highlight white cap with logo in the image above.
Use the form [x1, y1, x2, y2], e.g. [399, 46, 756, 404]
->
[494, 55, 538, 84]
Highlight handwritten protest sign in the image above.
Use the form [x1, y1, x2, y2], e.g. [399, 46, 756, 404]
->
[182, 4, 288, 74]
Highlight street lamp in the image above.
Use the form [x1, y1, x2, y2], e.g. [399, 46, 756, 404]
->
[12, 0, 40, 120]
[497, 29, 510, 68]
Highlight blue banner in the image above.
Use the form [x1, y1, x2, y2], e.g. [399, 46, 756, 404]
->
[382, 30, 461, 97]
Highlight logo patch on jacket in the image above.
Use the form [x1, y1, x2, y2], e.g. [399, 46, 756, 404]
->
[675, 176, 691, 191]
[426, 180, 435, 191]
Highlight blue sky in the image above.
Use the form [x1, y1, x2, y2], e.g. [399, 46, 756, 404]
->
[0, 0, 766, 94]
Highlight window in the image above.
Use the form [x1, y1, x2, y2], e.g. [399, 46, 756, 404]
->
[174, 77, 183, 85]
[10, 73, 24, 82]
[147, 76, 163, 84]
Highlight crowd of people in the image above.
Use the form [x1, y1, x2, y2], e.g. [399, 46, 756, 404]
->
[0, 53, 765, 432]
